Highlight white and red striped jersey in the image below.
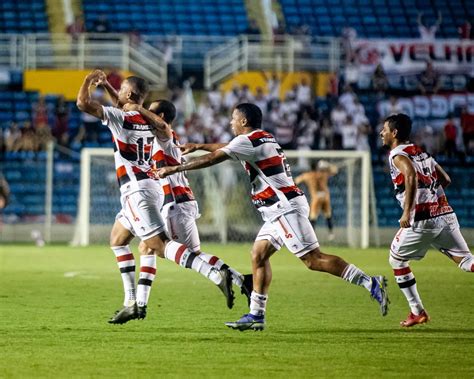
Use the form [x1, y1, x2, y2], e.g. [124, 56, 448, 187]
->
[220, 129, 305, 221]
[151, 130, 195, 208]
[389, 143, 453, 223]
[101, 106, 162, 194]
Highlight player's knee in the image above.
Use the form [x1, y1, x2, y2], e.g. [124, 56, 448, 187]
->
[301, 248, 322, 270]
[138, 241, 154, 256]
[458, 255, 474, 272]
[389, 255, 408, 269]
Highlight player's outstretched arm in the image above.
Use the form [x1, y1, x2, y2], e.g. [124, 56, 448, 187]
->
[158, 150, 229, 178]
[393, 155, 417, 228]
[435, 164, 451, 188]
[179, 143, 228, 155]
[76, 70, 106, 119]
[122, 103, 172, 139]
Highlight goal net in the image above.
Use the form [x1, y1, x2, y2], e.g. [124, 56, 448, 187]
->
[72, 148, 378, 248]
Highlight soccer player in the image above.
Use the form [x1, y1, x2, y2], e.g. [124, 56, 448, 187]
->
[156, 103, 389, 331]
[77, 70, 234, 324]
[130, 99, 253, 305]
[380, 113, 474, 327]
[294, 160, 338, 241]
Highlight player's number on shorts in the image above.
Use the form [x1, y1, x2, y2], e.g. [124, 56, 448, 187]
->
[136, 137, 154, 165]
[276, 148, 291, 177]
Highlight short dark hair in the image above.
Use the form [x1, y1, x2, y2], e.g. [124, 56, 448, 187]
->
[150, 99, 176, 124]
[235, 103, 262, 129]
[384, 113, 412, 141]
[126, 76, 149, 102]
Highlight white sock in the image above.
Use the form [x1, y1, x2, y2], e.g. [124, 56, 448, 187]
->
[164, 241, 222, 285]
[458, 255, 474, 272]
[341, 264, 372, 291]
[136, 254, 157, 307]
[199, 252, 244, 287]
[249, 291, 268, 317]
[112, 245, 136, 307]
[394, 267, 424, 315]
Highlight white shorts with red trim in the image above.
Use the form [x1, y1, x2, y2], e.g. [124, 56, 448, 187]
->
[256, 203, 319, 258]
[390, 213, 471, 261]
[116, 189, 166, 240]
[165, 201, 201, 253]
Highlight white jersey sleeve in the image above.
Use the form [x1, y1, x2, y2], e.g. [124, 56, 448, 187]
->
[101, 106, 125, 136]
[219, 134, 255, 161]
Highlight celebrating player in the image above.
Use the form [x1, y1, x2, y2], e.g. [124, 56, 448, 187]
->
[129, 99, 253, 305]
[77, 70, 234, 324]
[157, 103, 389, 331]
[380, 113, 474, 327]
[295, 160, 338, 241]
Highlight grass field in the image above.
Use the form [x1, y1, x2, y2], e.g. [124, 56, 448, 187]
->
[1, 243, 473, 378]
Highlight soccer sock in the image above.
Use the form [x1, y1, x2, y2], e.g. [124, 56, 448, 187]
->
[326, 217, 334, 233]
[164, 241, 222, 285]
[136, 254, 157, 307]
[112, 245, 136, 307]
[199, 252, 244, 287]
[341, 264, 372, 291]
[394, 267, 424, 315]
[458, 255, 474, 272]
[249, 291, 268, 317]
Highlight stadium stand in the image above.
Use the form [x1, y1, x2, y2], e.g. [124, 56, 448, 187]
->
[0, 0, 48, 33]
[82, 0, 249, 36]
[280, 0, 473, 38]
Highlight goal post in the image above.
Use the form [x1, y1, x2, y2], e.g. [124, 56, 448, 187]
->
[72, 148, 378, 248]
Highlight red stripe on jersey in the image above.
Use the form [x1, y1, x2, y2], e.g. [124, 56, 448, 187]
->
[248, 130, 273, 140]
[417, 172, 432, 186]
[403, 145, 424, 155]
[393, 267, 411, 276]
[140, 266, 157, 275]
[163, 184, 172, 195]
[117, 253, 135, 262]
[208, 256, 219, 265]
[279, 185, 301, 194]
[117, 138, 137, 153]
[116, 165, 127, 178]
[256, 156, 283, 170]
[172, 186, 194, 197]
[252, 186, 276, 201]
[174, 245, 187, 264]
[153, 150, 165, 162]
[392, 173, 404, 185]
[124, 113, 147, 125]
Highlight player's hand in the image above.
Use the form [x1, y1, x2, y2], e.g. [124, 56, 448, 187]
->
[399, 214, 411, 228]
[146, 168, 160, 180]
[122, 103, 140, 112]
[86, 69, 106, 85]
[157, 166, 178, 178]
[179, 143, 197, 155]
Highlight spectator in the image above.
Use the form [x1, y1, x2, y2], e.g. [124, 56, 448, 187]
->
[253, 87, 268, 117]
[4, 122, 21, 152]
[17, 121, 37, 152]
[265, 72, 281, 102]
[66, 15, 85, 42]
[417, 11, 442, 41]
[223, 85, 240, 111]
[330, 103, 347, 130]
[418, 61, 440, 95]
[341, 26, 357, 63]
[207, 84, 222, 111]
[461, 107, 474, 154]
[387, 96, 403, 116]
[296, 77, 312, 107]
[32, 96, 49, 127]
[0, 172, 10, 211]
[92, 14, 110, 33]
[319, 117, 334, 150]
[245, 19, 260, 38]
[53, 96, 69, 146]
[458, 20, 471, 40]
[339, 115, 358, 150]
[338, 85, 356, 113]
[106, 69, 123, 91]
[36, 122, 53, 151]
[371, 64, 389, 95]
[443, 116, 457, 159]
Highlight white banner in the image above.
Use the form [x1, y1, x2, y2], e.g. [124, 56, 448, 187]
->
[354, 39, 474, 75]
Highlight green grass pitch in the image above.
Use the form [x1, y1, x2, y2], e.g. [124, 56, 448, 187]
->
[1, 243, 473, 378]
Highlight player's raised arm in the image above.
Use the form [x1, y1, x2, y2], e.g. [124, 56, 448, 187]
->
[102, 79, 119, 107]
[179, 142, 228, 155]
[76, 70, 106, 119]
[122, 103, 172, 139]
[393, 155, 417, 228]
[158, 150, 229, 178]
